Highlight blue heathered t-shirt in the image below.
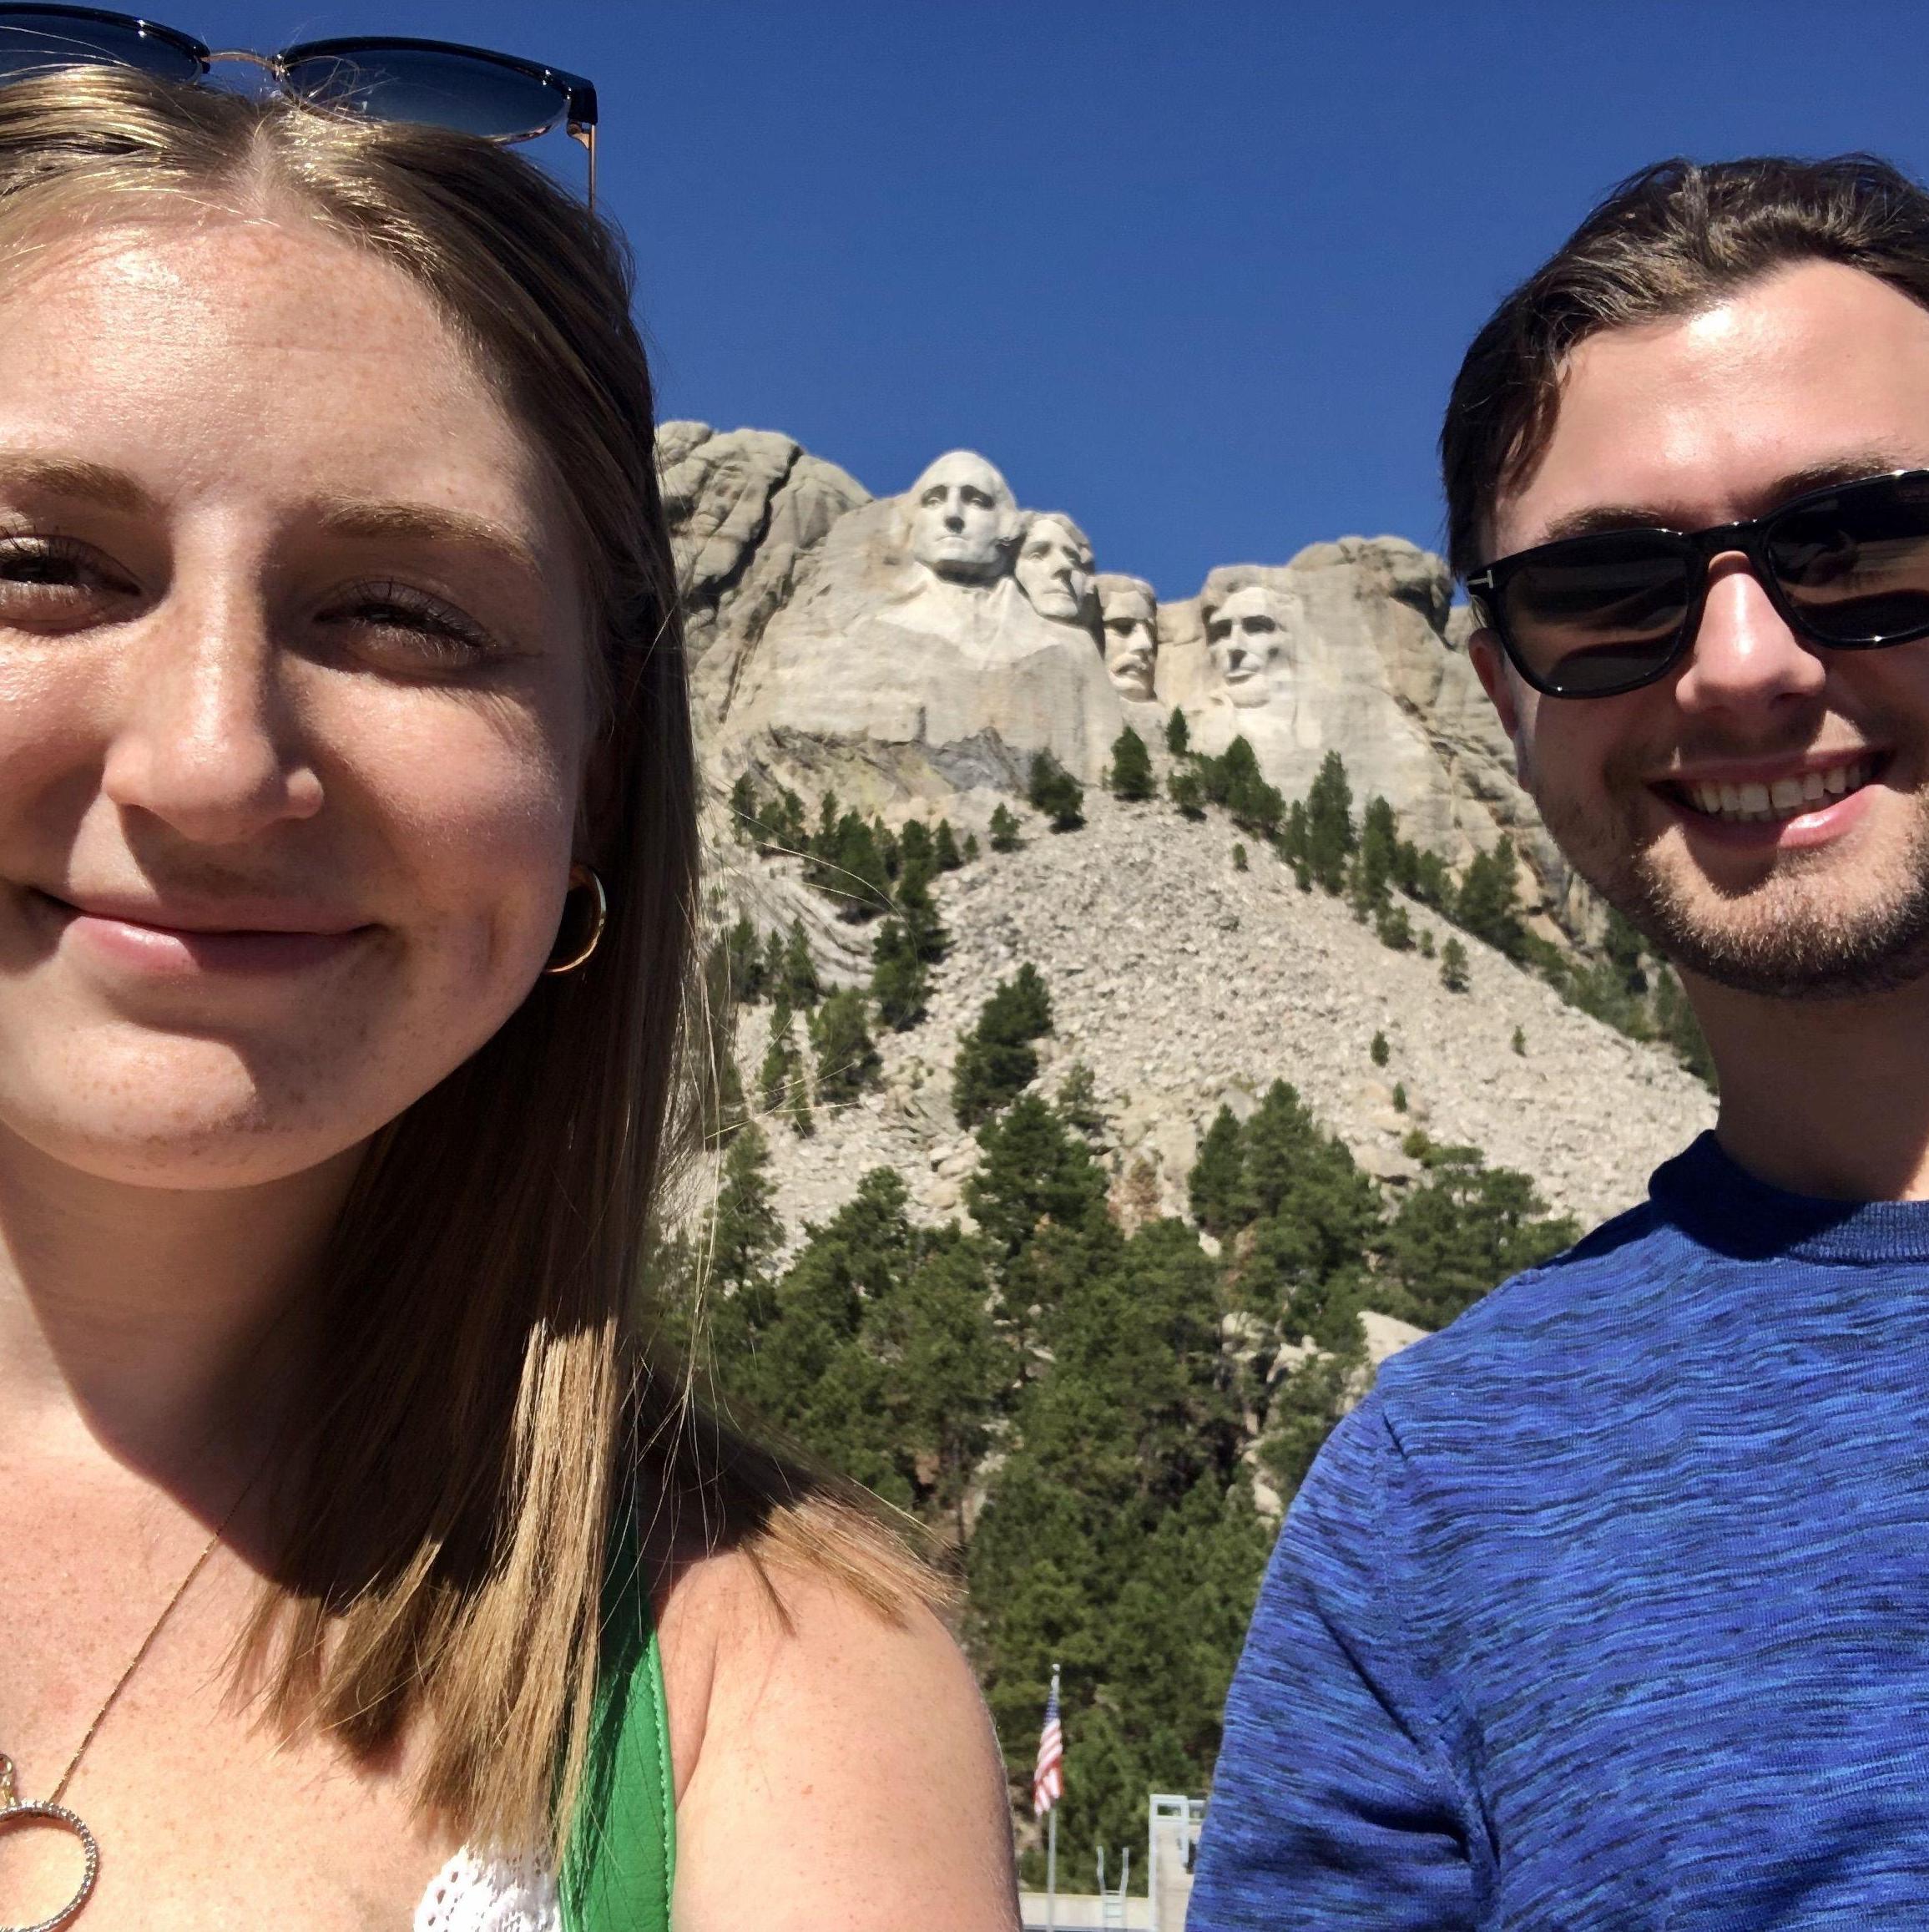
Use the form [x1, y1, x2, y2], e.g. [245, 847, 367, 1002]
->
[1190, 1131, 1929, 1929]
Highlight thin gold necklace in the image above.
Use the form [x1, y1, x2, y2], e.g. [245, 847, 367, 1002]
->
[0, 1521, 227, 1932]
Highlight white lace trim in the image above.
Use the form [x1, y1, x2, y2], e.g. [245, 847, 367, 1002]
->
[413, 1847, 561, 1932]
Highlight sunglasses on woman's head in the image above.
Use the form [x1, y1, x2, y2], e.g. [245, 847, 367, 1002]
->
[1465, 469, 1929, 700]
[0, 4, 597, 202]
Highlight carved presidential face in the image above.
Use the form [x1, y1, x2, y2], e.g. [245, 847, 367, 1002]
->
[1015, 513, 1094, 622]
[906, 450, 1018, 583]
[1099, 578, 1158, 699]
[1207, 586, 1290, 709]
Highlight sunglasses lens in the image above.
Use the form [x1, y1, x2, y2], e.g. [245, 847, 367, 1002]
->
[0, 10, 200, 83]
[279, 45, 568, 140]
[1497, 533, 1694, 695]
[1769, 474, 1929, 645]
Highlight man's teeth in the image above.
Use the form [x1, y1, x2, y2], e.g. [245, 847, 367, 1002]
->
[1684, 760, 1871, 823]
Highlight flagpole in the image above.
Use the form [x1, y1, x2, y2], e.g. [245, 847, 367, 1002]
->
[1047, 1803, 1058, 1930]
[1046, 1662, 1060, 1930]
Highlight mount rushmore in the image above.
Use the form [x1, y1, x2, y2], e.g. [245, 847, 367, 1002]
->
[663, 422, 1596, 939]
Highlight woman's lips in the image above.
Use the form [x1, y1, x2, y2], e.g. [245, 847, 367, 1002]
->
[33, 891, 373, 974]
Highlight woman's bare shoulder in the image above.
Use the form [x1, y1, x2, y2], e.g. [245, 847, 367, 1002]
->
[654, 1544, 1019, 1931]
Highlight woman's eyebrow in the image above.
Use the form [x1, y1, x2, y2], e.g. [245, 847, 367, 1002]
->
[313, 498, 541, 573]
[0, 453, 149, 511]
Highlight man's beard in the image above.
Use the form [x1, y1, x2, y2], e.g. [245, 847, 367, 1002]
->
[1538, 766, 1929, 1000]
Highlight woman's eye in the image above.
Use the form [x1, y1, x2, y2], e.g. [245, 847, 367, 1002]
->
[320, 582, 499, 669]
[0, 534, 134, 622]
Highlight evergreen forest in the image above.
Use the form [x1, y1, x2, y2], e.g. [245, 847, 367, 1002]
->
[669, 741, 1613, 1889]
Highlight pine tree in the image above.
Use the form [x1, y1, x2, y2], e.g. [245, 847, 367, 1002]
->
[720, 915, 765, 1004]
[962, 832, 982, 863]
[1189, 1105, 1245, 1235]
[1376, 902, 1414, 951]
[710, 1122, 782, 1293]
[1169, 768, 1205, 819]
[770, 786, 809, 852]
[898, 818, 934, 879]
[758, 999, 813, 1135]
[1232, 842, 1249, 872]
[729, 771, 760, 842]
[1304, 751, 1356, 893]
[1455, 835, 1528, 960]
[966, 1093, 1110, 1257]
[778, 919, 821, 1009]
[1352, 796, 1398, 913]
[1027, 751, 1085, 832]
[989, 804, 1022, 852]
[1197, 738, 1284, 839]
[1057, 1060, 1105, 1140]
[952, 964, 1054, 1126]
[1380, 1146, 1578, 1329]
[1370, 1029, 1389, 1066]
[806, 810, 892, 918]
[934, 819, 963, 871]
[1439, 936, 1471, 992]
[1108, 726, 1154, 802]
[896, 862, 949, 964]
[870, 918, 928, 1030]
[1165, 708, 1190, 756]
[810, 989, 881, 1103]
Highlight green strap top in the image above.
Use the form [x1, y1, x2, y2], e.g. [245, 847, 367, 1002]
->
[558, 1528, 676, 1932]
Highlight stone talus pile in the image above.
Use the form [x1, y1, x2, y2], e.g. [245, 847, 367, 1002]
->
[731, 782, 1714, 1254]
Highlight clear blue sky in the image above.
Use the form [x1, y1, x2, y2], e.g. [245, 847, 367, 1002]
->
[187, 2, 1929, 597]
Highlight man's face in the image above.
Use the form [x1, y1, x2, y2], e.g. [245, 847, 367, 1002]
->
[1473, 261, 1929, 998]
[1100, 581, 1158, 698]
[907, 452, 1012, 582]
[1015, 516, 1093, 620]
[1207, 587, 1287, 708]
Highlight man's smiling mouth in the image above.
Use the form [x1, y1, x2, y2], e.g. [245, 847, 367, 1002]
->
[1661, 756, 1883, 825]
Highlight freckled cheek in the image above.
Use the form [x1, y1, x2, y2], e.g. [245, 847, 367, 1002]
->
[379, 751, 579, 999]
[0, 668, 105, 851]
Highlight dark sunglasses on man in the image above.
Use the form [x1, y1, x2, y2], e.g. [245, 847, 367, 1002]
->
[1466, 468, 1929, 699]
[0, 4, 598, 200]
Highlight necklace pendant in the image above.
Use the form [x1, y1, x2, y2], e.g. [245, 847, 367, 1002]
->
[0, 1758, 100, 1932]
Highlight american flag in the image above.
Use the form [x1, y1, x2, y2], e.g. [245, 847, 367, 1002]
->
[1033, 1677, 1064, 1817]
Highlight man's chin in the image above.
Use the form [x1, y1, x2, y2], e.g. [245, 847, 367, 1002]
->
[1612, 858, 1929, 1000]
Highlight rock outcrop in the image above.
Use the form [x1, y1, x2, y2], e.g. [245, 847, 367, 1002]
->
[713, 449, 1124, 804]
[665, 425, 1588, 931]
[1159, 539, 1578, 919]
[658, 422, 871, 723]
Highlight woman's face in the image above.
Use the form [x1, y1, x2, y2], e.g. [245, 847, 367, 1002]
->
[0, 207, 592, 1189]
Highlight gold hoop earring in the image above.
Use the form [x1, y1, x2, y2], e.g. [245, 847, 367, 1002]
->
[545, 864, 608, 974]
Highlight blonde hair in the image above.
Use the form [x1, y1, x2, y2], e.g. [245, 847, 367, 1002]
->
[0, 66, 932, 1853]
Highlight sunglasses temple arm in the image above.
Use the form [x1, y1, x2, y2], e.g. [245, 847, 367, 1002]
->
[569, 121, 596, 211]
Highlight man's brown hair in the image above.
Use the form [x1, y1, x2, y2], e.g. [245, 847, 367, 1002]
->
[1442, 154, 1929, 579]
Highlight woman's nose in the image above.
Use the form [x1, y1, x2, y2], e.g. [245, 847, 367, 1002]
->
[98, 591, 323, 843]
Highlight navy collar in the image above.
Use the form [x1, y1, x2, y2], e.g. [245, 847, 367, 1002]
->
[1651, 1131, 1929, 1265]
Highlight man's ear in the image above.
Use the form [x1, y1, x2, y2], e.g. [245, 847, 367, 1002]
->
[1468, 626, 1524, 742]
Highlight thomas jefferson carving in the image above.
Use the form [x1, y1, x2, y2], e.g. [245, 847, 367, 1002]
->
[1015, 512, 1095, 624]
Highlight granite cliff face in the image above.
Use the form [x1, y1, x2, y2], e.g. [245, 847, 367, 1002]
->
[669, 423, 1588, 934]
[675, 425, 1715, 1350]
